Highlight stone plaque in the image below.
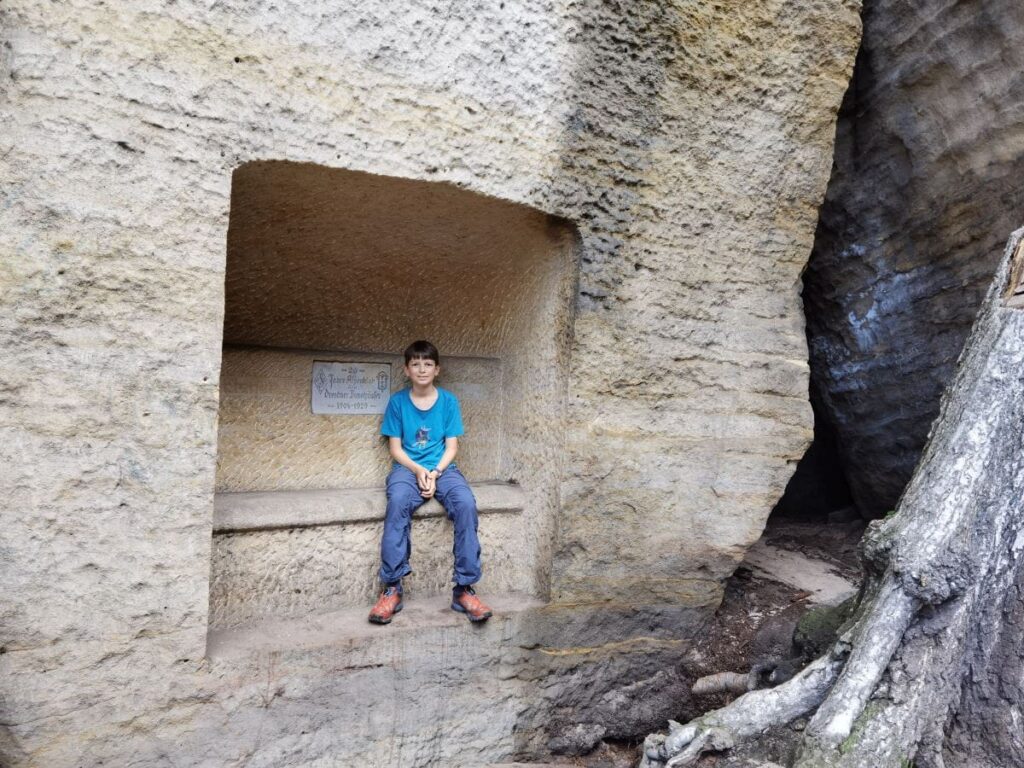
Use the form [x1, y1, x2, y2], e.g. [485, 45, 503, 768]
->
[311, 361, 392, 415]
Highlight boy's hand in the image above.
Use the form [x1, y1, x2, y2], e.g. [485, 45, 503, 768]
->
[415, 466, 436, 498]
[420, 468, 441, 499]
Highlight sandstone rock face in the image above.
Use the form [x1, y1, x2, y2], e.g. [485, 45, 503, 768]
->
[804, 0, 1024, 516]
[0, 1, 859, 765]
[549, 0, 860, 604]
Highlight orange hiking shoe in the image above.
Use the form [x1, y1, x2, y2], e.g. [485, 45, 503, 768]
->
[368, 586, 403, 624]
[451, 586, 492, 622]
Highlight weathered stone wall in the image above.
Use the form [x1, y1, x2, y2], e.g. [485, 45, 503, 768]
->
[0, 0, 859, 764]
[553, 0, 861, 604]
[804, 0, 1024, 516]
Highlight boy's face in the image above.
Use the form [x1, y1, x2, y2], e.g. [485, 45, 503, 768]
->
[405, 356, 439, 387]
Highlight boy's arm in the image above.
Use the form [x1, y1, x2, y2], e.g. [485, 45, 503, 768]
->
[432, 437, 458, 478]
[389, 437, 434, 494]
[433, 393, 463, 479]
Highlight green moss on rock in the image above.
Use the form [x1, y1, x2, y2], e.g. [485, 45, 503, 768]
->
[794, 597, 857, 658]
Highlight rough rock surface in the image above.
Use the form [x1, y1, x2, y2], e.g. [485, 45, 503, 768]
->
[804, 0, 1024, 516]
[0, 0, 859, 765]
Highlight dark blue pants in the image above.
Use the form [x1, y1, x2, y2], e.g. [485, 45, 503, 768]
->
[378, 465, 482, 587]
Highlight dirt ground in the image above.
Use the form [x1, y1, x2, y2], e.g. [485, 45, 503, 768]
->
[565, 517, 867, 768]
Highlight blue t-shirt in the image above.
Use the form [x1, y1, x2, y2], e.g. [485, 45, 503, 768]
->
[380, 387, 464, 470]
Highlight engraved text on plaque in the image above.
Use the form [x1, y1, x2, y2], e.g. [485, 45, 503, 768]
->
[311, 361, 392, 415]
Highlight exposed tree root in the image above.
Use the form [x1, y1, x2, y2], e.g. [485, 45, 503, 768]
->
[802, 578, 916, 749]
[641, 652, 845, 766]
[691, 672, 754, 697]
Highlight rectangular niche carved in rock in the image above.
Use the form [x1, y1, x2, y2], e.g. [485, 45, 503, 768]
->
[209, 160, 580, 632]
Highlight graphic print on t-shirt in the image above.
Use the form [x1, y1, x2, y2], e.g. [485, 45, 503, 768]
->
[415, 425, 430, 449]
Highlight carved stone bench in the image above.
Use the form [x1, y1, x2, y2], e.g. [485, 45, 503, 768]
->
[213, 481, 526, 532]
[209, 482, 529, 630]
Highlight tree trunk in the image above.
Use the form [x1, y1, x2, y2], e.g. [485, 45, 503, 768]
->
[641, 227, 1024, 768]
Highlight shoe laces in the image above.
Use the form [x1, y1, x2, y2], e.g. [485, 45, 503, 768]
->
[383, 586, 399, 597]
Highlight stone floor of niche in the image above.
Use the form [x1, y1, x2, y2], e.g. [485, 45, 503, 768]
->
[205, 591, 545, 661]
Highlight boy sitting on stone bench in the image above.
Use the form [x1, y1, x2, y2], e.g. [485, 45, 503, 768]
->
[368, 340, 493, 625]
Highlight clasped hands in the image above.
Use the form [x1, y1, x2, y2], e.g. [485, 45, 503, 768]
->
[415, 466, 441, 498]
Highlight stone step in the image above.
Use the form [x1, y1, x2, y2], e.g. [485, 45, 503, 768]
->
[206, 591, 545, 661]
[741, 539, 858, 606]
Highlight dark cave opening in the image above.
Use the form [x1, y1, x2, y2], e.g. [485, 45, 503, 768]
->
[769, 384, 857, 523]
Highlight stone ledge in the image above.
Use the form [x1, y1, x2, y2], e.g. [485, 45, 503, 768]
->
[205, 592, 545, 660]
[213, 480, 525, 533]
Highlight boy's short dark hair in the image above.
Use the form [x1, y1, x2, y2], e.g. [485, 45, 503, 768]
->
[404, 340, 440, 365]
